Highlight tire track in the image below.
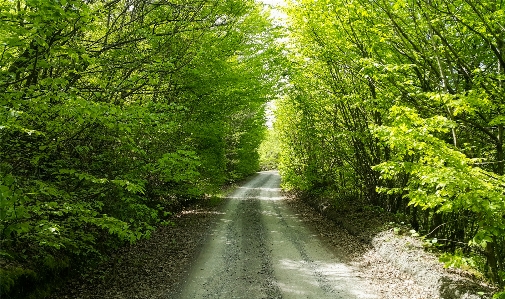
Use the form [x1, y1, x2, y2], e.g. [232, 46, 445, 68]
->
[176, 171, 377, 299]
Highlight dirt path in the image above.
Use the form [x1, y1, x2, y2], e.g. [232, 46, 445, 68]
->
[171, 171, 378, 299]
[50, 171, 493, 299]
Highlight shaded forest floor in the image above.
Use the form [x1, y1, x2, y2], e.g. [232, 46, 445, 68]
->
[49, 199, 226, 299]
[49, 190, 496, 299]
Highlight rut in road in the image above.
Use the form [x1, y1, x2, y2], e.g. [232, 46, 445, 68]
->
[173, 171, 378, 299]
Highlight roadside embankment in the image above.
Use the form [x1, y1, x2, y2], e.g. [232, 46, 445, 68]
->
[288, 193, 496, 299]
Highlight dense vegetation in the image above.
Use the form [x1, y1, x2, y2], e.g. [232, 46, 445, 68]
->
[276, 0, 505, 291]
[0, 0, 282, 297]
[2, 0, 504, 296]
[258, 127, 280, 170]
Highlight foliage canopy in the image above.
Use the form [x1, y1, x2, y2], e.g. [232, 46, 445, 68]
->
[276, 0, 505, 289]
[0, 0, 283, 297]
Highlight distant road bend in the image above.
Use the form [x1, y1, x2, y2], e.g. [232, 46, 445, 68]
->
[173, 171, 378, 299]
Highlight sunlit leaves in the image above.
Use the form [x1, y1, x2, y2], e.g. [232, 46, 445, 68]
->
[279, 0, 505, 287]
[0, 0, 280, 296]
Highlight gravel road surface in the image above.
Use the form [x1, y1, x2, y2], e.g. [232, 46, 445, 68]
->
[172, 171, 378, 299]
[49, 170, 493, 299]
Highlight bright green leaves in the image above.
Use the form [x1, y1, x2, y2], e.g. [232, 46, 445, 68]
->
[156, 150, 200, 183]
[279, 0, 505, 288]
[375, 106, 505, 285]
[372, 106, 456, 157]
[259, 128, 280, 170]
[1, 0, 281, 296]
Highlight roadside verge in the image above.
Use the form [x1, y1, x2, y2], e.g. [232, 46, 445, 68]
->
[285, 193, 496, 299]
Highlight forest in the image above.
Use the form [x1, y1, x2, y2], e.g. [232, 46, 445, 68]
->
[276, 0, 505, 292]
[0, 0, 283, 297]
[1, 0, 504, 298]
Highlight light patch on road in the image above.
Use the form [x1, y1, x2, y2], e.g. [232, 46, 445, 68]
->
[227, 185, 283, 200]
[235, 186, 282, 191]
[227, 195, 284, 201]
[176, 171, 378, 299]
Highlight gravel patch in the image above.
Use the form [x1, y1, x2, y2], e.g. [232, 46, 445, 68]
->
[173, 171, 378, 298]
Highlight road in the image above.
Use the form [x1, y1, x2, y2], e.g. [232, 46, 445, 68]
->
[173, 171, 378, 299]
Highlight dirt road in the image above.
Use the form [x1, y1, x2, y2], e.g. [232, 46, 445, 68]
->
[172, 171, 378, 299]
[49, 170, 491, 299]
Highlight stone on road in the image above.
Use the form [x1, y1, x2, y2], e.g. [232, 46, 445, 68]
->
[173, 171, 378, 299]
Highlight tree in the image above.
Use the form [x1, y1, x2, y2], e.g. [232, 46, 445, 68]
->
[0, 0, 282, 297]
[277, 0, 505, 286]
